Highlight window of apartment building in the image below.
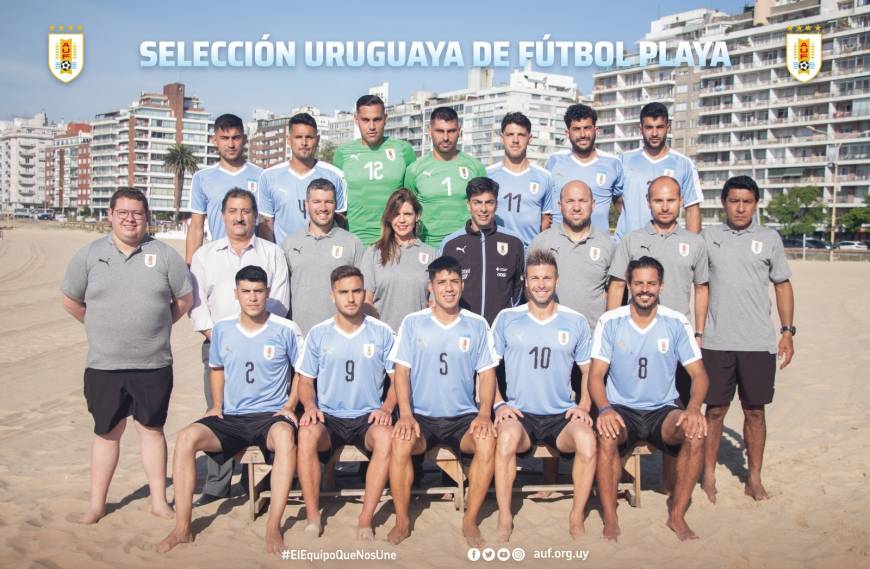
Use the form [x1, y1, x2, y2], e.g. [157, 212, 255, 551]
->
[676, 85, 688, 94]
[675, 103, 687, 112]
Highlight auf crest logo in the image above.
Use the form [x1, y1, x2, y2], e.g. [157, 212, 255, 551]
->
[48, 25, 85, 83]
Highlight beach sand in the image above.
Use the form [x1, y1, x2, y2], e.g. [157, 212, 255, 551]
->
[0, 225, 867, 568]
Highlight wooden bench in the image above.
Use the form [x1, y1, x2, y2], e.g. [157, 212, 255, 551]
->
[235, 445, 465, 520]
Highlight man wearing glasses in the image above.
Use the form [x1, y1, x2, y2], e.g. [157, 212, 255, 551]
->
[61, 188, 193, 524]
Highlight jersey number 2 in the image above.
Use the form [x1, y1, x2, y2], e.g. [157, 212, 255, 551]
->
[245, 361, 255, 384]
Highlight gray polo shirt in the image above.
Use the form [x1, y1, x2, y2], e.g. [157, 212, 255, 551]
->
[608, 223, 708, 321]
[360, 240, 437, 331]
[528, 224, 615, 326]
[61, 235, 192, 370]
[283, 224, 364, 335]
[702, 222, 791, 354]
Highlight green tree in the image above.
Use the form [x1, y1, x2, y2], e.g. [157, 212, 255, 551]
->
[765, 186, 825, 237]
[163, 143, 199, 224]
[840, 195, 870, 232]
[316, 140, 336, 164]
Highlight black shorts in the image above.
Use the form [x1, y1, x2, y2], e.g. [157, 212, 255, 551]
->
[84, 367, 173, 435]
[675, 363, 692, 408]
[612, 404, 682, 458]
[702, 349, 776, 406]
[320, 413, 372, 463]
[518, 412, 572, 457]
[197, 412, 297, 465]
[415, 413, 476, 453]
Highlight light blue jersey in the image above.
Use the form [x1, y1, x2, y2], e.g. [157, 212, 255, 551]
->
[209, 314, 304, 415]
[296, 316, 395, 419]
[591, 305, 700, 411]
[189, 162, 263, 240]
[257, 161, 347, 246]
[492, 304, 591, 415]
[486, 162, 555, 246]
[545, 150, 623, 231]
[615, 148, 701, 240]
[389, 308, 498, 417]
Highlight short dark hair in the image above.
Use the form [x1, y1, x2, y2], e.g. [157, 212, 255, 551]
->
[307, 177, 337, 200]
[640, 102, 669, 123]
[525, 249, 558, 277]
[501, 112, 531, 133]
[214, 114, 244, 133]
[290, 112, 318, 131]
[430, 106, 459, 124]
[721, 175, 760, 202]
[235, 265, 268, 285]
[626, 256, 664, 283]
[466, 176, 499, 200]
[109, 187, 149, 215]
[427, 255, 462, 281]
[356, 95, 385, 111]
[564, 104, 598, 127]
[221, 188, 258, 215]
[330, 265, 364, 287]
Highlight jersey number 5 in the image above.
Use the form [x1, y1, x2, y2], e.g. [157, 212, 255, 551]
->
[439, 352, 448, 375]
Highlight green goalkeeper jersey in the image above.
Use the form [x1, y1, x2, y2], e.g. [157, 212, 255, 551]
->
[403, 151, 487, 248]
[333, 137, 417, 245]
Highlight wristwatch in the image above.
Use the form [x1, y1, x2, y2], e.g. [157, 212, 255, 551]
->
[780, 325, 796, 335]
[694, 332, 703, 338]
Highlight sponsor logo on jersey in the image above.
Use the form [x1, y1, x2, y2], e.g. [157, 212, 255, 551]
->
[263, 345, 276, 360]
[247, 179, 258, 193]
[589, 246, 601, 261]
[48, 26, 84, 83]
[529, 182, 540, 195]
[332, 245, 344, 259]
[144, 253, 157, 268]
[657, 338, 669, 354]
[596, 172, 607, 186]
[497, 242, 509, 256]
[558, 329, 570, 346]
[363, 343, 375, 358]
[458, 166, 469, 180]
[458, 336, 471, 352]
[679, 242, 690, 257]
[418, 252, 430, 264]
[751, 240, 763, 255]
[385, 148, 396, 161]
[663, 168, 675, 178]
[787, 26, 822, 82]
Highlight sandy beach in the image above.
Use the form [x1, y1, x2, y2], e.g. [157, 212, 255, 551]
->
[0, 224, 867, 569]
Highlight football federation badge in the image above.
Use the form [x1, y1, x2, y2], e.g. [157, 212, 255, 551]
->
[458, 166, 469, 180]
[48, 26, 84, 83]
[418, 252, 430, 264]
[144, 253, 157, 268]
[529, 182, 540, 195]
[557, 329, 570, 346]
[751, 240, 763, 255]
[663, 168, 675, 178]
[385, 148, 396, 161]
[332, 245, 344, 259]
[787, 26, 822, 83]
[263, 345, 276, 360]
[589, 246, 601, 261]
[596, 172, 607, 187]
[458, 336, 471, 352]
[363, 343, 375, 358]
[247, 179, 257, 193]
[679, 242, 690, 257]
[658, 338, 669, 354]
[497, 242, 509, 256]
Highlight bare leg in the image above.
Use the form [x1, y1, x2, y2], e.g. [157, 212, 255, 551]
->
[527, 459, 559, 499]
[661, 411, 704, 541]
[494, 421, 529, 543]
[358, 425, 392, 540]
[387, 437, 423, 545]
[297, 424, 329, 536]
[662, 453, 676, 495]
[157, 424, 221, 553]
[702, 404, 729, 504]
[460, 432, 496, 548]
[742, 404, 769, 501]
[133, 421, 174, 519]
[595, 432, 625, 541]
[264, 422, 297, 554]
[556, 422, 596, 540]
[78, 420, 126, 524]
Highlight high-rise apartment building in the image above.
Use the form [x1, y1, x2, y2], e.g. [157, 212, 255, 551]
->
[0, 112, 62, 211]
[45, 122, 92, 211]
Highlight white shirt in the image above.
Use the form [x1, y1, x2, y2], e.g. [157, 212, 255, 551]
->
[189, 235, 290, 331]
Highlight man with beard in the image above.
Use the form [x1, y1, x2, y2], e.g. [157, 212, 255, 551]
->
[546, 104, 623, 231]
[615, 102, 702, 240]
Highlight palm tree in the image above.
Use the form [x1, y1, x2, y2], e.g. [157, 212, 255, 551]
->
[163, 143, 199, 224]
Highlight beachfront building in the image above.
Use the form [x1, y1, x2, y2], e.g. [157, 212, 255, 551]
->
[90, 83, 217, 216]
[0, 113, 63, 212]
[593, 0, 870, 226]
[248, 106, 357, 168]
[45, 123, 92, 213]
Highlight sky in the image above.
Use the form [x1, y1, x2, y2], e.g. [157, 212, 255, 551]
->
[1, 0, 749, 123]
